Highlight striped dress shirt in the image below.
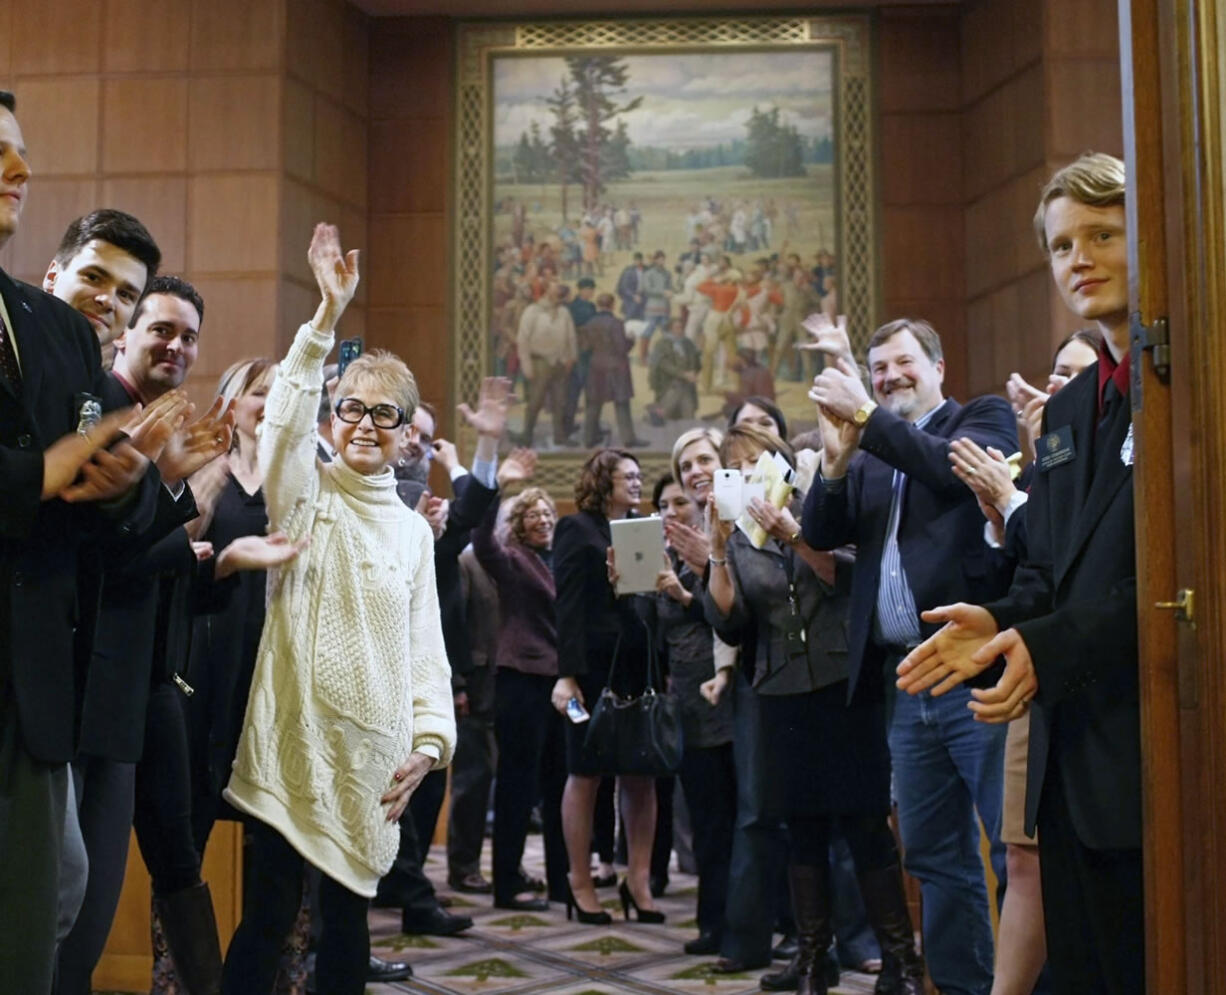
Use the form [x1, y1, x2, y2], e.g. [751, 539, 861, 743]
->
[871, 399, 947, 649]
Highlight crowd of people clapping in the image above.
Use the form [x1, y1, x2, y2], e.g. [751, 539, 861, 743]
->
[1, 78, 1141, 995]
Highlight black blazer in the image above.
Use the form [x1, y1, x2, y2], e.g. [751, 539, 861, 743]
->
[433, 471, 499, 681]
[0, 270, 155, 763]
[985, 367, 1139, 849]
[802, 396, 1017, 700]
[553, 509, 649, 680]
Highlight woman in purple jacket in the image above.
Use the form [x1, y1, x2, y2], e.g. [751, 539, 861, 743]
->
[472, 457, 569, 911]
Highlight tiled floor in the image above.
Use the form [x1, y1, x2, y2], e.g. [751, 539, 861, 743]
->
[364, 838, 880, 995]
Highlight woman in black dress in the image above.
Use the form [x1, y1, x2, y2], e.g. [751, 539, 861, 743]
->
[705, 424, 924, 995]
[184, 357, 278, 853]
[550, 448, 662, 924]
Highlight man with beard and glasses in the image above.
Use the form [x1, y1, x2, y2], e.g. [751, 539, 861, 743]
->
[802, 318, 1017, 995]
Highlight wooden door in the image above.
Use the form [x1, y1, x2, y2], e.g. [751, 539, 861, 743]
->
[1120, 0, 1226, 990]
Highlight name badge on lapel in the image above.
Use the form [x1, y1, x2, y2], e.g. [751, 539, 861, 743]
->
[1120, 422, 1135, 466]
[74, 392, 103, 436]
[1037, 425, 1076, 473]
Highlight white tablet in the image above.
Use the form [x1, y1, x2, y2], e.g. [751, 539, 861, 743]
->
[609, 516, 665, 596]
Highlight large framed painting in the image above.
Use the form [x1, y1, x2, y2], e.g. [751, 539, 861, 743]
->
[453, 15, 877, 495]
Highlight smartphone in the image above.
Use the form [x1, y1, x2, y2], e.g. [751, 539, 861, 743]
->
[337, 337, 363, 378]
[713, 468, 743, 521]
[566, 697, 591, 724]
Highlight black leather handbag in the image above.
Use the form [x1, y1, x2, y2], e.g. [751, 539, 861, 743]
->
[584, 629, 683, 776]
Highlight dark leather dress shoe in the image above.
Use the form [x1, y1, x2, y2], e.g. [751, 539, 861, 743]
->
[772, 933, 798, 961]
[493, 895, 550, 912]
[368, 955, 413, 981]
[683, 931, 721, 955]
[710, 956, 770, 974]
[401, 905, 474, 936]
[448, 871, 493, 894]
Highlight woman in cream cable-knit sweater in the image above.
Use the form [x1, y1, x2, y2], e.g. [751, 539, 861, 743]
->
[220, 224, 455, 995]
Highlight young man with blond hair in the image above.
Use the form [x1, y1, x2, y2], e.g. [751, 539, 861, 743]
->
[897, 153, 1141, 993]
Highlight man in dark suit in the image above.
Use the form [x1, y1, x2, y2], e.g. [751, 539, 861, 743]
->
[803, 319, 1017, 995]
[43, 214, 234, 994]
[0, 90, 159, 993]
[896, 153, 1141, 994]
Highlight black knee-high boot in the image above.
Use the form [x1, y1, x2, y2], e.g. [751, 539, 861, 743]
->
[760, 863, 832, 995]
[154, 882, 223, 995]
[855, 864, 924, 995]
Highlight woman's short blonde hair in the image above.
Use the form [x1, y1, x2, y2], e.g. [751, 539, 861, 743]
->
[336, 348, 419, 420]
[670, 427, 724, 484]
[507, 487, 556, 545]
[1033, 152, 1125, 254]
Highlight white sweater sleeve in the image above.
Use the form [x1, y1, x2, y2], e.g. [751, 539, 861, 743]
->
[260, 322, 333, 534]
[406, 523, 457, 767]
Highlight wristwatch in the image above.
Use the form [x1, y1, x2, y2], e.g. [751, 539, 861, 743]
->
[853, 400, 878, 427]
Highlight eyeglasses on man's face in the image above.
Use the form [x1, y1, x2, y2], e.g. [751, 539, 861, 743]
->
[334, 397, 406, 429]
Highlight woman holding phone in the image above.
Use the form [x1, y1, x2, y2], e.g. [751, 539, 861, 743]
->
[705, 423, 924, 995]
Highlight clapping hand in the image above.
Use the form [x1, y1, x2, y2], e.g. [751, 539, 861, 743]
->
[157, 397, 236, 487]
[895, 603, 998, 696]
[663, 517, 709, 574]
[798, 312, 856, 371]
[809, 356, 871, 423]
[1006, 372, 1047, 459]
[949, 438, 1018, 539]
[813, 394, 862, 479]
[655, 553, 689, 604]
[214, 531, 310, 579]
[125, 390, 192, 463]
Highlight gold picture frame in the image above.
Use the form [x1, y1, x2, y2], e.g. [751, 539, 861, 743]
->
[452, 14, 877, 497]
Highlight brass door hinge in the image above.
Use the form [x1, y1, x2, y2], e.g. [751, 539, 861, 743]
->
[1129, 313, 1170, 406]
[1154, 588, 1194, 626]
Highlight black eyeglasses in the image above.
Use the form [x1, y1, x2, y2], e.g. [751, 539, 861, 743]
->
[334, 397, 405, 429]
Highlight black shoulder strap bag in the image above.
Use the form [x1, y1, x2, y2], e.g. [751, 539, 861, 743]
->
[583, 615, 684, 776]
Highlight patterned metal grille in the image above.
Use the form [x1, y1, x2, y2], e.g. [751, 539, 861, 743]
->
[454, 14, 877, 501]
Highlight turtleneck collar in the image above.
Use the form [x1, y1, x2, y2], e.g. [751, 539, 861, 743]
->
[326, 456, 400, 507]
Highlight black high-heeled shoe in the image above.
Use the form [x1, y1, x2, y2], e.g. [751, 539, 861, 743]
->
[566, 884, 612, 925]
[618, 880, 666, 923]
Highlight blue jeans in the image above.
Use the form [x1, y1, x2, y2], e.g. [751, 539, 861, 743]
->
[888, 684, 1006, 995]
[720, 670, 789, 964]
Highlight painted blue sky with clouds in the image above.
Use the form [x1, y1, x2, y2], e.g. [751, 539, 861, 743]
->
[493, 50, 835, 151]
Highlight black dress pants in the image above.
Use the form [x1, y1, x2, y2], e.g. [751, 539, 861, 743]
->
[1038, 764, 1143, 995]
[677, 743, 735, 937]
[133, 683, 201, 896]
[491, 668, 568, 902]
[54, 756, 136, 995]
[447, 665, 495, 880]
[222, 820, 368, 995]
